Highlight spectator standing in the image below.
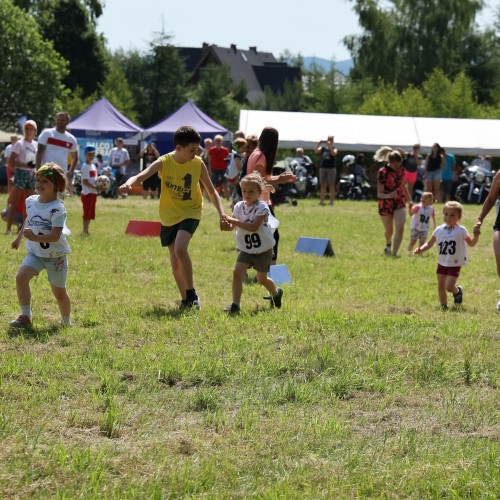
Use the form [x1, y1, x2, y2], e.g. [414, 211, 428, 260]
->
[315, 136, 338, 205]
[402, 144, 421, 200]
[36, 112, 78, 185]
[440, 148, 455, 203]
[109, 138, 130, 192]
[140, 142, 160, 199]
[208, 135, 230, 200]
[5, 121, 38, 235]
[3, 135, 19, 195]
[425, 143, 445, 200]
[80, 145, 99, 236]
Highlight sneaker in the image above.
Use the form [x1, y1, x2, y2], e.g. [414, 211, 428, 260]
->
[9, 315, 32, 328]
[180, 297, 201, 311]
[384, 245, 391, 255]
[453, 286, 463, 304]
[272, 288, 283, 309]
[441, 304, 448, 311]
[224, 303, 240, 314]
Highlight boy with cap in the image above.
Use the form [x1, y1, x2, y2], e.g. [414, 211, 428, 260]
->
[80, 144, 98, 235]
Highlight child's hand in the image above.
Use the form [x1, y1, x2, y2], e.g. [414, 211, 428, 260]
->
[413, 247, 422, 255]
[23, 228, 36, 241]
[11, 238, 21, 250]
[473, 225, 481, 236]
[119, 184, 131, 194]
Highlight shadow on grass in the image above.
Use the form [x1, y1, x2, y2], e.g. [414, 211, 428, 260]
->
[7, 323, 61, 341]
[143, 305, 195, 320]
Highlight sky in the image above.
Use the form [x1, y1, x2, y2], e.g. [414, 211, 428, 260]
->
[97, 0, 500, 63]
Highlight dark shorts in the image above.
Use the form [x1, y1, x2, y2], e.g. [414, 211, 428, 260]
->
[160, 218, 200, 247]
[440, 180, 453, 195]
[81, 193, 97, 220]
[211, 170, 228, 185]
[237, 249, 273, 273]
[436, 264, 461, 277]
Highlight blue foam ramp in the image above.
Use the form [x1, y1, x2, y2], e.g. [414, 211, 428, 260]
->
[268, 264, 292, 285]
[295, 237, 334, 256]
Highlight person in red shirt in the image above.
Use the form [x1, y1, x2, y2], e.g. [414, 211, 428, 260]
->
[208, 135, 230, 199]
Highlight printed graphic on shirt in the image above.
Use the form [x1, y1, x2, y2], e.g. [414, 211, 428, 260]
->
[164, 172, 193, 201]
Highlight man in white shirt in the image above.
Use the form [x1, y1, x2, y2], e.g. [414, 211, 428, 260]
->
[109, 137, 130, 185]
[35, 111, 79, 182]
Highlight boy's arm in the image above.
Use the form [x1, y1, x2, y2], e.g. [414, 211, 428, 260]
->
[413, 235, 436, 254]
[23, 226, 63, 243]
[119, 158, 162, 193]
[432, 213, 436, 229]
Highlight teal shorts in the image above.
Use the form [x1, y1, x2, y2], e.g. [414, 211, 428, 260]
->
[13, 169, 36, 190]
[21, 252, 69, 288]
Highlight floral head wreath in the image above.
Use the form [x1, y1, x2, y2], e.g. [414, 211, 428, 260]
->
[37, 163, 63, 192]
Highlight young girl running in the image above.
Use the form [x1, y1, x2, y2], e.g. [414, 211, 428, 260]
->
[408, 191, 436, 252]
[413, 201, 480, 310]
[224, 172, 282, 313]
[10, 163, 71, 327]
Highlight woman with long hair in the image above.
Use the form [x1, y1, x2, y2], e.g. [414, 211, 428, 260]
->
[246, 127, 296, 264]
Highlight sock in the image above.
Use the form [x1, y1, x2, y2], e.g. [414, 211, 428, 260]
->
[21, 305, 32, 319]
[61, 316, 71, 326]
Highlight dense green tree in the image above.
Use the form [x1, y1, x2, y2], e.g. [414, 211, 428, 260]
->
[191, 64, 240, 131]
[0, 0, 68, 130]
[346, 0, 485, 92]
[39, 0, 108, 97]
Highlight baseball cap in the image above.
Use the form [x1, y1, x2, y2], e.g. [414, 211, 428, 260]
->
[84, 144, 96, 154]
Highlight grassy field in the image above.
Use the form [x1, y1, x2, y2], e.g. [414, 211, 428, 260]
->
[0, 193, 498, 498]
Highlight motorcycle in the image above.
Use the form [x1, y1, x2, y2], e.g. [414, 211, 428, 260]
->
[455, 162, 494, 204]
[337, 155, 370, 200]
[270, 159, 298, 206]
[289, 158, 318, 198]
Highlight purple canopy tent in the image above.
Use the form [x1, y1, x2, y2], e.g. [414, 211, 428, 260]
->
[143, 100, 228, 154]
[68, 97, 144, 164]
[68, 97, 143, 140]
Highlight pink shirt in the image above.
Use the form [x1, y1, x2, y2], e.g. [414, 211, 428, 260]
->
[247, 149, 272, 205]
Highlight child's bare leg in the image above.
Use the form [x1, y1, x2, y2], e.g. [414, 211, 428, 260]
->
[418, 236, 427, 248]
[408, 238, 417, 251]
[16, 266, 38, 309]
[445, 275, 459, 296]
[256, 271, 277, 297]
[392, 208, 407, 255]
[51, 284, 71, 317]
[437, 273, 448, 306]
[232, 262, 249, 304]
[169, 230, 193, 299]
[380, 215, 394, 246]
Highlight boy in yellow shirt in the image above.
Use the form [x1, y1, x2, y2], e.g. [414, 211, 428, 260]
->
[119, 126, 228, 310]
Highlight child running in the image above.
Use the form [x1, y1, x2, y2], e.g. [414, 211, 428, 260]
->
[119, 126, 227, 310]
[413, 201, 480, 310]
[10, 163, 71, 327]
[408, 192, 436, 252]
[224, 172, 283, 313]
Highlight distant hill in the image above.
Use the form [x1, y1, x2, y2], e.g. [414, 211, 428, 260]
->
[302, 57, 353, 75]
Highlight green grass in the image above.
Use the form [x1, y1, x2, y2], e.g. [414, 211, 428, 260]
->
[0, 194, 498, 498]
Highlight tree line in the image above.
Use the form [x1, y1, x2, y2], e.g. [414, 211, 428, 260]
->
[1, 0, 499, 134]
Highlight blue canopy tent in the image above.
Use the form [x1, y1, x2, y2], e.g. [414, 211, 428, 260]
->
[142, 100, 228, 154]
[69, 97, 143, 163]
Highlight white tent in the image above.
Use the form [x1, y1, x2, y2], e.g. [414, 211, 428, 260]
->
[239, 110, 500, 156]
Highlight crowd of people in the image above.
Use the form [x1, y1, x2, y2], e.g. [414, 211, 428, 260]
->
[2, 119, 500, 328]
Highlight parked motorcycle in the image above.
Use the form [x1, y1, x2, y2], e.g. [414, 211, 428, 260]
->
[455, 162, 494, 204]
[289, 158, 318, 198]
[270, 160, 298, 206]
[337, 155, 370, 200]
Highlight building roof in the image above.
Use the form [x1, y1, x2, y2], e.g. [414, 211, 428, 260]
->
[187, 44, 301, 103]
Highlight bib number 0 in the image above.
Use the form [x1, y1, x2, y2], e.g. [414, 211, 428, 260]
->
[244, 233, 261, 250]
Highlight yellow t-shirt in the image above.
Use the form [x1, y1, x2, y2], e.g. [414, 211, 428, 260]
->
[158, 152, 203, 226]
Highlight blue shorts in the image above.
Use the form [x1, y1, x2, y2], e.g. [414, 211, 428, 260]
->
[21, 252, 69, 288]
[426, 170, 441, 182]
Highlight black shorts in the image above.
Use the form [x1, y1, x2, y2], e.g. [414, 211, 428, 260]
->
[160, 218, 200, 247]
